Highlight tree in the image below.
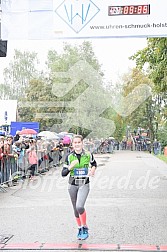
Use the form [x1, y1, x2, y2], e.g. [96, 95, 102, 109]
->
[157, 123, 167, 150]
[3, 49, 39, 99]
[45, 42, 112, 137]
[120, 68, 159, 139]
[130, 38, 167, 140]
[18, 42, 114, 138]
[18, 78, 63, 130]
[100, 81, 126, 141]
[130, 38, 167, 93]
[0, 83, 11, 99]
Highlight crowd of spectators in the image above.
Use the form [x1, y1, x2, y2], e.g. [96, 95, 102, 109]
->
[0, 133, 67, 185]
[119, 135, 162, 155]
[0, 131, 162, 188]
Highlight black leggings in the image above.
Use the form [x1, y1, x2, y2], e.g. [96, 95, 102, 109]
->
[38, 153, 53, 166]
[28, 164, 36, 176]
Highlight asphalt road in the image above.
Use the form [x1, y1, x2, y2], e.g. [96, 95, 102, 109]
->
[0, 150, 167, 251]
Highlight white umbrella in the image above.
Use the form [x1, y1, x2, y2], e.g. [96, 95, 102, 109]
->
[58, 132, 68, 137]
[38, 131, 59, 140]
[109, 137, 115, 140]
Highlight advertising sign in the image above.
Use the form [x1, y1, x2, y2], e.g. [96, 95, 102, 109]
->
[1, 0, 167, 39]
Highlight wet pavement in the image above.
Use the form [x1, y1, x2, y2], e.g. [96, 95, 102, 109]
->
[0, 150, 167, 251]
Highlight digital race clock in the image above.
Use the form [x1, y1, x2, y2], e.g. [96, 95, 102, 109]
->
[108, 5, 150, 16]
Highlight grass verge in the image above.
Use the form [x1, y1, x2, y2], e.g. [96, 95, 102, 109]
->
[157, 154, 167, 164]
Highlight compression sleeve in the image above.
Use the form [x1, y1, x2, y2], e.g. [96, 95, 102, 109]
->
[90, 153, 97, 167]
[61, 154, 70, 177]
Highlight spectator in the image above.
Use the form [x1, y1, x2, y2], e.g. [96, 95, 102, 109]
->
[27, 145, 38, 180]
[153, 139, 160, 155]
[13, 131, 20, 142]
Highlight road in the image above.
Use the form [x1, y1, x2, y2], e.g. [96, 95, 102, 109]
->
[0, 150, 167, 251]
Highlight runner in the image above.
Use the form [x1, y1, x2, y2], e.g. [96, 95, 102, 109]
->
[61, 135, 97, 240]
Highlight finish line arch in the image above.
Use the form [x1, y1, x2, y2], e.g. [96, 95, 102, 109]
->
[1, 0, 167, 40]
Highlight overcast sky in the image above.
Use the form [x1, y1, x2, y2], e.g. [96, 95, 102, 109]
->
[0, 37, 147, 84]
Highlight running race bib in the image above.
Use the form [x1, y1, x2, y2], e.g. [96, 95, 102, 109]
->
[74, 168, 88, 177]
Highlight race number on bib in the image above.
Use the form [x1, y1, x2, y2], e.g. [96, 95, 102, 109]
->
[74, 168, 88, 177]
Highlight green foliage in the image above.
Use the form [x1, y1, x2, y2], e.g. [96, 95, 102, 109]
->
[3, 49, 39, 99]
[157, 123, 167, 150]
[120, 68, 158, 139]
[130, 38, 167, 143]
[18, 41, 114, 136]
[101, 107, 126, 141]
[18, 78, 63, 130]
[0, 83, 12, 99]
[130, 38, 167, 93]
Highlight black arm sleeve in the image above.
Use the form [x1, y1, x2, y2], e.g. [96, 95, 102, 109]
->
[61, 167, 70, 177]
[90, 153, 97, 167]
[61, 154, 70, 177]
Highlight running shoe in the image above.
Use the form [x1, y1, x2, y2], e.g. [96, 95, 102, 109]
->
[80, 226, 89, 240]
[77, 227, 82, 240]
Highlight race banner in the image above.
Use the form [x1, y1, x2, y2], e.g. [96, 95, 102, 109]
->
[1, 0, 167, 39]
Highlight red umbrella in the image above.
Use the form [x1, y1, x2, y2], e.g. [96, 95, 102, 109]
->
[19, 128, 37, 135]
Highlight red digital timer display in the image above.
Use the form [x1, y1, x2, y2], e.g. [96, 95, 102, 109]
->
[108, 5, 150, 16]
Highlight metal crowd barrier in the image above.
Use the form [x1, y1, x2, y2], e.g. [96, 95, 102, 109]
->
[0, 156, 17, 192]
[0, 146, 70, 192]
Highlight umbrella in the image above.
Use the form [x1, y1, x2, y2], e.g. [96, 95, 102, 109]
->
[62, 135, 71, 144]
[58, 132, 68, 138]
[38, 131, 59, 140]
[19, 128, 37, 135]
[59, 131, 68, 135]
[109, 137, 115, 140]
[65, 133, 74, 139]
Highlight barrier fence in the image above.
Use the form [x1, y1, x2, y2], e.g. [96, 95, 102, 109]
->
[0, 139, 116, 192]
[0, 147, 70, 191]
